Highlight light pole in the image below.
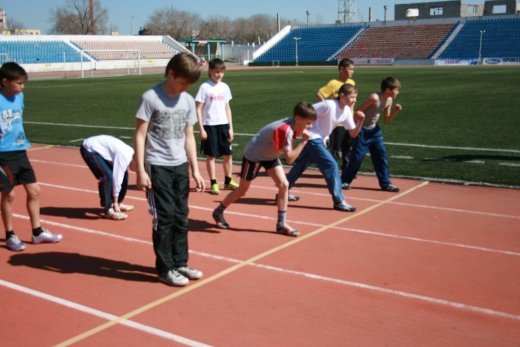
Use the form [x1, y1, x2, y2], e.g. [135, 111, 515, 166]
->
[478, 30, 486, 64]
[306, 10, 310, 26]
[384, 5, 387, 25]
[293, 37, 301, 66]
[130, 15, 134, 35]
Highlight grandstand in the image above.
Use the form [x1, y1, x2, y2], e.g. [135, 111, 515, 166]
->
[249, 14, 520, 66]
[1, 1, 519, 71]
[0, 35, 191, 75]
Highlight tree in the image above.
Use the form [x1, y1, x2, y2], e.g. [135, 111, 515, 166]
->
[49, 0, 108, 34]
[143, 7, 202, 38]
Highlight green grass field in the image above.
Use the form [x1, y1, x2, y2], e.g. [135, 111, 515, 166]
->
[24, 65, 520, 187]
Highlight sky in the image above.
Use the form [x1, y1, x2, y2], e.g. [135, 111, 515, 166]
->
[3, 0, 455, 35]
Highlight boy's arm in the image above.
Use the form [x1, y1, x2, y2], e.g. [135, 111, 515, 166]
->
[226, 102, 234, 141]
[195, 101, 207, 140]
[383, 98, 402, 124]
[356, 93, 378, 112]
[185, 125, 205, 192]
[134, 119, 152, 191]
[348, 110, 365, 138]
[284, 130, 310, 164]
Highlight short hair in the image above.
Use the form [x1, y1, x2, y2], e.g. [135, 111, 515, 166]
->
[165, 52, 201, 84]
[381, 76, 401, 92]
[293, 101, 317, 121]
[337, 83, 357, 98]
[0, 62, 28, 86]
[209, 58, 225, 71]
[338, 57, 354, 69]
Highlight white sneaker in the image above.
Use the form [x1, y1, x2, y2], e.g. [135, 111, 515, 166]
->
[32, 229, 63, 244]
[159, 270, 189, 287]
[6, 234, 26, 251]
[176, 266, 203, 280]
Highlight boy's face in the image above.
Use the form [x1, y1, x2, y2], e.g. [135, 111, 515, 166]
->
[339, 64, 354, 81]
[339, 91, 357, 108]
[1, 77, 26, 97]
[208, 67, 225, 83]
[293, 116, 314, 135]
[165, 71, 193, 95]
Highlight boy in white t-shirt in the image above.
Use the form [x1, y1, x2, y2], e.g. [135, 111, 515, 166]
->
[195, 58, 239, 195]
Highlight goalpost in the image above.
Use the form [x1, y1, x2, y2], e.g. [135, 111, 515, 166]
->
[80, 49, 142, 78]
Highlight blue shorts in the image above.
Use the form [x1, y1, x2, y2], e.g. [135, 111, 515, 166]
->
[0, 151, 37, 192]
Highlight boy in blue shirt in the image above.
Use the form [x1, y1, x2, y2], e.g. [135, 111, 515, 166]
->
[0, 62, 63, 251]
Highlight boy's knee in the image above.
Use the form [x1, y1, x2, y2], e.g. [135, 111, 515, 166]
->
[2, 190, 16, 203]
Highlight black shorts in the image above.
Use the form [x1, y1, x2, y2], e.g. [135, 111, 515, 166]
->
[0, 151, 37, 192]
[201, 124, 232, 157]
[239, 156, 281, 181]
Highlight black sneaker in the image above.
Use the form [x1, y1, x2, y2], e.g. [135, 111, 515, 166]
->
[341, 182, 351, 190]
[382, 185, 400, 192]
[212, 208, 230, 229]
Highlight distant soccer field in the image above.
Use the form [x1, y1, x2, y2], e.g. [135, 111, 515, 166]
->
[24, 65, 520, 187]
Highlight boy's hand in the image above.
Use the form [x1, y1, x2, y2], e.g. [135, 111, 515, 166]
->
[136, 172, 152, 192]
[395, 104, 402, 112]
[228, 129, 234, 142]
[192, 172, 206, 192]
[354, 110, 365, 122]
[301, 129, 311, 142]
[199, 129, 208, 141]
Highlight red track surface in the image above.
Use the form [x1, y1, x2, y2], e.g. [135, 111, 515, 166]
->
[1, 145, 519, 346]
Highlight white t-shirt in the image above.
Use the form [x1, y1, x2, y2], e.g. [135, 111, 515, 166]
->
[82, 135, 134, 197]
[309, 99, 355, 140]
[195, 80, 232, 126]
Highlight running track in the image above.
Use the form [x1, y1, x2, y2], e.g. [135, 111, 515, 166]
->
[1, 145, 519, 346]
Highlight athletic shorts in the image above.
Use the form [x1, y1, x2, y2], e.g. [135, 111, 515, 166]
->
[201, 124, 232, 157]
[0, 151, 37, 192]
[239, 156, 281, 181]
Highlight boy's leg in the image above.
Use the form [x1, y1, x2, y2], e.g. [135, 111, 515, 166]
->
[213, 157, 256, 229]
[206, 156, 217, 181]
[310, 139, 346, 205]
[24, 182, 63, 243]
[267, 164, 298, 236]
[80, 147, 114, 211]
[369, 127, 394, 189]
[169, 163, 190, 269]
[286, 141, 313, 188]
[149, 165, 178, 276]
[24, 182, 41, 229]
[223, 155, 239, 189]
[340, 131, 353, 175]
[117, 171, 129, 203]
[342, 129, 370, 184]
[1, 190, 15, 232]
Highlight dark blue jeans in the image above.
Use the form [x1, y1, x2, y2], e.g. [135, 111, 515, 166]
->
[287, 138, 345, 204]
[80, 146, 128, 211]
[341, 125, 392, 188]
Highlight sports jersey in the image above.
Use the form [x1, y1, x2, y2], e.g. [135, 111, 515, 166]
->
[0, 92, 30, 152]
[244, 118, 295, 162]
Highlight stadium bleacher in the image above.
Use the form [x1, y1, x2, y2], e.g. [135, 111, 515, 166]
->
[438, 17, 520, 59]
[1, 16, 519, 70]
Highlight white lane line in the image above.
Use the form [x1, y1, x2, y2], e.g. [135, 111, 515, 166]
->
[10, 213, 520, 322]
[0, 279, 211, 347]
